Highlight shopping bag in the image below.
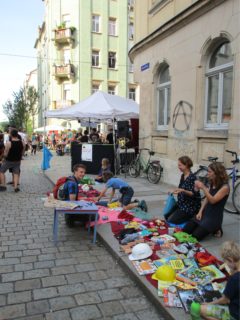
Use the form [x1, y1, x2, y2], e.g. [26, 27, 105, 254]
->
[163, 193, 177, 217]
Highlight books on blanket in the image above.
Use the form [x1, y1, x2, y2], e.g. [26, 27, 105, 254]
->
[176, 264, 225, 286]
[131, 259, 157, 275]
[163, 286, 182, 308]
[178, 283, 222, 313]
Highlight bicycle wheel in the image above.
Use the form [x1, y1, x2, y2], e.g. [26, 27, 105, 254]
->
[224, 177, 238, 214]
[147, 163, 161, 184]
[232, 181, 240, 214]
[194, 168, 209, 199]
[129, 159, 140, 178]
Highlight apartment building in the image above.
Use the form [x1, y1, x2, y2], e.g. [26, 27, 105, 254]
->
[35, 0, 137, 127]
[130, 0, 240, 185]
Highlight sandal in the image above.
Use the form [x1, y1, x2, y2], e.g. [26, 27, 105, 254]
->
[214, 228, 223, 238]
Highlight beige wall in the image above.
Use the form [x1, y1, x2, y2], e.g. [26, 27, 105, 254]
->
[131, 0, 240, 185]
[135, 0, 197, 43]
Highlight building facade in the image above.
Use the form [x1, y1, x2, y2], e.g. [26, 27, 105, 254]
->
[24, 69, 38, 130]
[35, 0, 137, 128]
[130, 0, 240, 185]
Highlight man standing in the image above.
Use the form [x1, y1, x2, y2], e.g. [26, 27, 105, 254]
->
[0, 129, 24, 192]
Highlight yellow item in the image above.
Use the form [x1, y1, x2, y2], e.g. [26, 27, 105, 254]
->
[125, 221, 140, 229]
[152, 265, 176, 281]
[107, 201, 120, 208]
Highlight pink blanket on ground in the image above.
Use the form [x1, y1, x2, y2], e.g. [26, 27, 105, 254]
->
[89, 206, 141, 226]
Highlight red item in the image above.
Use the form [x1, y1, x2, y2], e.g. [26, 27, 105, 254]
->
[118, 210, 134, 221]
[195, 252, 222, 266]
[110, 222, 125, 235]
[52, 177, 69, 199]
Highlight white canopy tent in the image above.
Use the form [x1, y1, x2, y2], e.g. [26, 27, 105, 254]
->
[45, 91, 139, 120]
[45, 91, 139, 174]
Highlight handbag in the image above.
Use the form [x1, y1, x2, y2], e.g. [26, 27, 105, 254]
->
[163, 193, 177, 217]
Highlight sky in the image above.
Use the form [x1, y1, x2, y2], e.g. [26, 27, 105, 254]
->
[0, 0, 44, 122]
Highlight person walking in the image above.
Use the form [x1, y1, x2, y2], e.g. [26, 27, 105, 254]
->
[0, 129, 25, 192]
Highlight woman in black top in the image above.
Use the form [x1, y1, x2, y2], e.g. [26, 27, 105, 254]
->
[165, 156, 201, 224]
[183, 162, 229, 241]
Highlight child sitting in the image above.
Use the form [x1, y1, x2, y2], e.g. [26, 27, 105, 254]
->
[192, 241, 240, 320]
[95, 158, 111, 183]
[96, 171, 148, 211]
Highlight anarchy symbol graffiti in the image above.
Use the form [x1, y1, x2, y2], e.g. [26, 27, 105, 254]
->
[172, 100, 193, 132]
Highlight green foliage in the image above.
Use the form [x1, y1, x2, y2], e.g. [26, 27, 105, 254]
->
[2, 86, 39, 133]
[0, 121, 9, 132]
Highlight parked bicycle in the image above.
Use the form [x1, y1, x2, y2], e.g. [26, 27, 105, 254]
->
[194, 151, 240, 214]
[129, 148, 163, 184]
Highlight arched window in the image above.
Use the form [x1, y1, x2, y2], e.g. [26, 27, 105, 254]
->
[157, 64, 171, 129]
[205, 41, 233, 128]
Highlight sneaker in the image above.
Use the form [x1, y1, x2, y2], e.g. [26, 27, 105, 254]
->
[139, 200, 148, 212]
[14, 188, 20, 193]
[0, 186, 7, 191]
[7, 182, 13, 185]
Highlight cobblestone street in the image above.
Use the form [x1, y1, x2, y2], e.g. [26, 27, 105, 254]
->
[0, 155, 166, 320]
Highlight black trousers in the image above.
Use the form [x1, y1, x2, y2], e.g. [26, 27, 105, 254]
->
[165, 207, 193, 224]
[182, 220, 209, 241]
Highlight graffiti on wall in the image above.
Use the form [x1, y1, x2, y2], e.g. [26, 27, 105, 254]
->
[172, 100, 193, 133]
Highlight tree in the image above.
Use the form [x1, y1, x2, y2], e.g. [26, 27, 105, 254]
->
[2, 86, 39, 133]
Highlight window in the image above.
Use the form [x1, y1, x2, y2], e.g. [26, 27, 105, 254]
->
[129, 87, 136, 101]
[92, 82, 100, 94]
[63, 83, 71, 101]
[128, 0, 134, 9]
[92, 15, 100, 33]
[63, 49, 71, 64]
[129, 22, 134, 40]
[62, 14, 70, 27]
[109, 18, 117, 36]
[92, 50, 100, 67]
[205, 42, 233, 128]
[108, 85, 116, 95]
[156, 65, 171, 128]
[108, 52, 116, 69]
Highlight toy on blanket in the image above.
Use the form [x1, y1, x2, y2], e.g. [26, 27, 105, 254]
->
[108, 201, 121, 208]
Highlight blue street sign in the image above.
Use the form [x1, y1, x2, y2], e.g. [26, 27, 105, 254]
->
[141, 63, 150, 71]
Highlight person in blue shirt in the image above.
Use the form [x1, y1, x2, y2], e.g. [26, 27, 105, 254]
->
[63, 164, 86, 227]
[96, 171, 148, 211]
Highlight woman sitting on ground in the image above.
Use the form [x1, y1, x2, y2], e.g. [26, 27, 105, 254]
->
[183, 162, 229, 241]
[165, 156, 201, 225]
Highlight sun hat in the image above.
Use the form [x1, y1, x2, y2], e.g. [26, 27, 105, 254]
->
[151, 265, 176, 282]
[128, 243, 153, 261]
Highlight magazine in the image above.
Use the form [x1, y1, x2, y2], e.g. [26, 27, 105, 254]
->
[159, 234, 176, 242]
[183, 258, 199, 268]
[170, 259, 185, 270]
[198, 283, 222, 303]
[201, 265, 226, 281]
[176, 266, 212, 286]
[178, 288, 203, 313]
[155, 249, 177, 258]
[131, 259, 157, 275]
[163, 286, 183, 308]
[172, 280, 196, 290]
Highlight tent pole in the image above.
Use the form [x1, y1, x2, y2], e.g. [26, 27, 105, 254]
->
[112, 117, 117, 176]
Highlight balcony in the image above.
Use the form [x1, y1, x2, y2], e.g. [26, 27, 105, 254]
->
[54, 27, 75, 45]
[53, 100, 74, 109]
[53, 64, 75, 80]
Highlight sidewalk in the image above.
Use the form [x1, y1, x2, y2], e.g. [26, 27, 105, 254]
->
[45, 154, 240, 319]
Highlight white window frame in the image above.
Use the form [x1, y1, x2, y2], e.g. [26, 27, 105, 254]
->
[63, 49, 71, 64]
[108, 85, 116, 95]
[204, 61, 233, 129]
[92, 15, 100, 33]
[92, 82, 100, 94]
[92, 50, 100, 67]
[108, 18, 117, 36]
[129, 22, 134, 40]
[156, 80, 171, 130]
[129, 87, 136, 101]
[63, 83, 71, 101]
[108, 52, 116, 69]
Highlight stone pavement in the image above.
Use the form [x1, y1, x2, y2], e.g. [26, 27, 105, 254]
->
[0, 154, 167, 320]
